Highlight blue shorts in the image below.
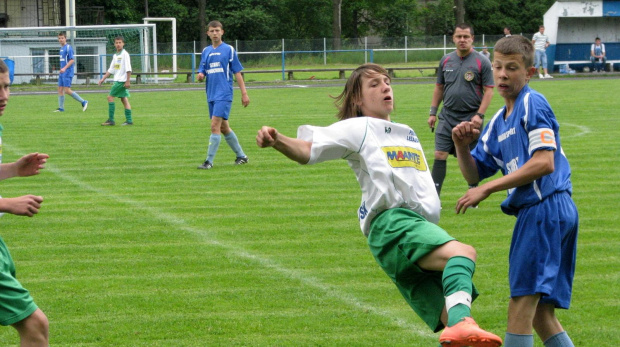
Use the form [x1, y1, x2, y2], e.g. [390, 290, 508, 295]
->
[208, 100, 232, 120]
[535, 50, 548, 69]
[58, 74, 74, 87]
[509, 191, 578, 308]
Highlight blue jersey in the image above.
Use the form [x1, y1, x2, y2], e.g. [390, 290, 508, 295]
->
[472, 85, 573, 215]
[59, 44, 75, 77]
[198, 42, 243, 102]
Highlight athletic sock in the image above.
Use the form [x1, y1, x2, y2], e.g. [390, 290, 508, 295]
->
[431, 159, 447, 196]
[207, 134, 221, 163]
[70, 92, 85, 103]
[505, 333, 534, 347]
[124, 109, 132, 123]
[543, 331, 574, 347]
[108, 102, 115, 121]
[224, 131, 246, 158]
[59, 95, 65, 109]
[442, 256, 475, 327]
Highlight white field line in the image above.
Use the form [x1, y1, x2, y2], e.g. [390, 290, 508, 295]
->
[562, 122, 591, 138]
[5, 143, 434, 339]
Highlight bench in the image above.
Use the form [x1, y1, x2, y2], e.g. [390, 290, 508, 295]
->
[240, 66, 437, 80]
[13, 72, 98, 85]
[132, 71, 193, 84]
[554, 60, 620, 72]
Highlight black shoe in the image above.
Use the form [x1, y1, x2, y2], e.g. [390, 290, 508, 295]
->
[234, 156, 249, 165]
[101, 120, 115, 126]
[197, 161, 213, 170]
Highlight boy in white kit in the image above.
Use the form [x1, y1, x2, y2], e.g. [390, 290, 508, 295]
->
[256, 63, 502, 347]
[98, 36, 133, 126]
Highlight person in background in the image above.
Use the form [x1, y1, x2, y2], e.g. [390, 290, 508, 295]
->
[532, 26, 553, 79]
[590, 37, 606, 73]
[55, 32, 88, 112]
[428, 23, 494, 199]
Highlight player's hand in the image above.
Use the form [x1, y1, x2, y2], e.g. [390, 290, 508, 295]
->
[3, 195, 43, 217]
[455, 186, 488, 214]
[98, 79, 104, 86]
[471, 114, 484, 129]
[197, 73, 205, 82]
[16, 153, 49, 177]
[428, 115, 436, 130]
[256, 126, 278, 148]
[452, 121, 480, 147]
[60, 68, 65, 74]
[241, 94, 250, 107]
[124, 81, 131, 89]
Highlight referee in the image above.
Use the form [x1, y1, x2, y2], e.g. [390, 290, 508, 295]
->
[427, 23, 494, 198]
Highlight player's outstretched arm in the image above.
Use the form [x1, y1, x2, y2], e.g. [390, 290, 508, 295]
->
[0, 153, 49, 181]
[0, 195, 43, 217]
[256, 126, 311, 164]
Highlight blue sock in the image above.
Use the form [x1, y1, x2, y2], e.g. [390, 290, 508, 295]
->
[59, 95, 65, 109]
[224, 131, 246, 158]
[70, 92, 85, 103]
[543, 331, 574, 347]
[207, 134, 221, 163]
[504, 332, 533, 347]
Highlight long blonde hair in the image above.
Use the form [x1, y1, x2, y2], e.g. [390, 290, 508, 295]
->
[332, 63, 390, 120]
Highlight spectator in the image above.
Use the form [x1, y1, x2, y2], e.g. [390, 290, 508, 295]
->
[503, 26, 512, 37]
[532, 25, 553, 79]
[590, 37, 606, 73]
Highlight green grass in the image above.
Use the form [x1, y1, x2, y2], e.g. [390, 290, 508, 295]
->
[0, 78, 617, 346]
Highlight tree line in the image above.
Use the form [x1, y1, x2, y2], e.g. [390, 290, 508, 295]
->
[77, 0, 556, 45]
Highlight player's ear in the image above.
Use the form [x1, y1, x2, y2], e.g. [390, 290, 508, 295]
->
[526, 66, 537, 78]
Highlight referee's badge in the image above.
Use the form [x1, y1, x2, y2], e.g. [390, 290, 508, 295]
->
[464, 71, 474, 81]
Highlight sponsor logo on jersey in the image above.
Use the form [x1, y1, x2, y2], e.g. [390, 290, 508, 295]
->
[464, 71, 474, 81]
[407, 130, 419, 143]
[383, 146, 427, 170]
[385, 126, 391, 134]
[498, 127, 516, 142]
[358, 201, 368, 220]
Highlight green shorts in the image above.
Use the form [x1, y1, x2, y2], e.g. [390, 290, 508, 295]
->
[0, 236, 38, 326]
[109, 82, 130, 98]
[368, 208, 478, 332]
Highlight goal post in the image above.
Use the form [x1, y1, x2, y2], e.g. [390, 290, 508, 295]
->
[0, 24, 156, 84]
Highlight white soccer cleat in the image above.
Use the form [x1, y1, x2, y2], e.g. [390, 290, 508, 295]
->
[544, 74, 553, 78]
[539, 74, 544, 79]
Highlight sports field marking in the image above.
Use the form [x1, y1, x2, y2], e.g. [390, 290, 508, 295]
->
[561, 122, 591, 138]
[5, 143, 435, 340]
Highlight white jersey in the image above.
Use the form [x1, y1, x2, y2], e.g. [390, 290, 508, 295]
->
[532, 32, 549, 51]
[107, 49, 132, 82]
[298, 117, 440, 236]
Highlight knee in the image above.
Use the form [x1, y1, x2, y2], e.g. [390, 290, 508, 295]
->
[458, 243, 477, 261]
[434, 151, 448, 160]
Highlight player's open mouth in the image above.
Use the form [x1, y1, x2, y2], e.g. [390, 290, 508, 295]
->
[383, 96, 392, 101]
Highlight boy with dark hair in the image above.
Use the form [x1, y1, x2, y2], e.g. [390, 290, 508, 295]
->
[452, 35, 578, 347]
[98, 36, 133, 126]
[55, 32, 88, 112]
[0, 58, 50, 346]
[196, 20, 250, 170]
[257, 63, 502, 347]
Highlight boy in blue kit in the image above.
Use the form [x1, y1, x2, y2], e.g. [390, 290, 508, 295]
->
[452, 36, 578, 347]
[0, 59, 50, 346]
[196, 20, 250, 170]
[55, 32, 88, 112]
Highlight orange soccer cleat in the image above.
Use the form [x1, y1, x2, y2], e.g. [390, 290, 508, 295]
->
[439, 317, 503, 347]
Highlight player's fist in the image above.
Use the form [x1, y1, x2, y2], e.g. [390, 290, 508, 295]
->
[5, 195, 43, 217]
[197, 73, 205, 82]
[452, 121, 480, 147]
[256, 126, 278, 148]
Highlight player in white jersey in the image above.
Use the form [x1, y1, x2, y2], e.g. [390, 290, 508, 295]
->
[452, 36, 578, 347]
[257, 64, 502, 347]
[98, 36, 133, 126]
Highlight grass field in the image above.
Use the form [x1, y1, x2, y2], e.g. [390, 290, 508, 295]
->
[0, 77, 618, 346]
